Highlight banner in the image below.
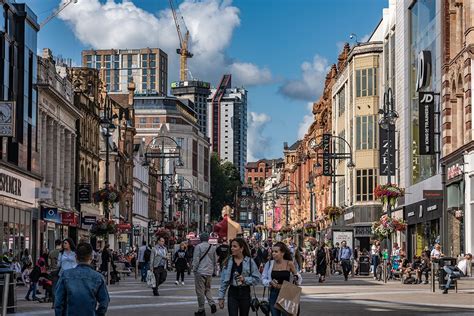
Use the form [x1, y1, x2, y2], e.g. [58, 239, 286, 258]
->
[419, 92, 435, 155]
[379, 126, 396, 176]
[322, 133, 331, 176]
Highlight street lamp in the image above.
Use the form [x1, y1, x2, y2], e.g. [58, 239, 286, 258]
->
[100, 101, 116, 229]
[306, 176, 315, 222]
[276, 177, 299, 226]
[143, 136, 182, 227]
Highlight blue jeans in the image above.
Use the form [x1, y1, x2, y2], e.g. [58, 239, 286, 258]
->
[269, 288, 283, 316]
[371, 255, 380, 274]
[444, 266, 463, 290]
[140, 262, 149, 282]
[26, 282, 37, 300]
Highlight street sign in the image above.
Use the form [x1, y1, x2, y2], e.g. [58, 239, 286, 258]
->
[322, 134, 331, 176]
[379, 126, 396, 176]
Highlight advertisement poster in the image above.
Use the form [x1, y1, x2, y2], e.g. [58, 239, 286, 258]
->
[333, 231, 353, 249]
[274, 207, 282, 231]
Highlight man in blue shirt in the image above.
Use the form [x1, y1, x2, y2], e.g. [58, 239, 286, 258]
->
[338, 241, 353, 281]
[55, 243, 110, 316]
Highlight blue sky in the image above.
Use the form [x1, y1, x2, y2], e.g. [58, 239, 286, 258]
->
[26, 0, 387, 161]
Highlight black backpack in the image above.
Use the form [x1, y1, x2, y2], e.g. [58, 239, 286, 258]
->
[144, 248, 151, 263]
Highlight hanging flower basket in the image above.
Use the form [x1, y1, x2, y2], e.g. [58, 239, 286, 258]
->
[280, 226, 293, 234]
[374, 184, 405, 207]
[255, 225, 267, 233]
[155, 227, 172, 239]
[176, 223, 186, 231]
[90, 219, 117, 238]
[189, 221, 198, 230]
[305, 236, 317, 247]
[304, 222, 318, 235]
[93, 186, 121, 207]
[164, 222, 176, 230]
[322, 206, 344, 221]
[371, 214, 407, 240]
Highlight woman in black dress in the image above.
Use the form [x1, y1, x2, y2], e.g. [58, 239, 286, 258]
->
[316, 242, 328, 283]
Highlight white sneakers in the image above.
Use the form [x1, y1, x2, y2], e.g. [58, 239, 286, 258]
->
[175, 281, 179, 285]
[181, 281, 185, 286]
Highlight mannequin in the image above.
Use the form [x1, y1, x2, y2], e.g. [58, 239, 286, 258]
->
[213, 205, 242, 240]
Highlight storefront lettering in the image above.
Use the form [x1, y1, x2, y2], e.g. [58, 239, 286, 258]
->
[427, 205, 437, 212]
[447, 163, 463, 180]
[0, 173, 22, 196]
[408, 211, 415, 217]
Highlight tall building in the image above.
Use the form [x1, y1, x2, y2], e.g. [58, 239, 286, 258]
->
[81, 48, 168, 95]
[171, 80, 211, 135]
[0, 1, 39, 259]
[208, 74, 248, 180]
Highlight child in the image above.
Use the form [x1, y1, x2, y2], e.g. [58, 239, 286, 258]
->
[22, 263, 32, 287]
[25, 260, 43, 301]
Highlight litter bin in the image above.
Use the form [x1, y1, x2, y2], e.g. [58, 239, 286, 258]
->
[437, 257, 458, 290]
[359, 255, 370, 276]
[0, 265, 16, 313]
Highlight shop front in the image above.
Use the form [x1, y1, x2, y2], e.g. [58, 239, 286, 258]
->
[132, 216, 149, 247]
[0, 166, 37, 259]
[404, 197, 443, 260]
[444, 158, 465, 257]
[40, 207, 80, 251]
[344, 205, 382, 251]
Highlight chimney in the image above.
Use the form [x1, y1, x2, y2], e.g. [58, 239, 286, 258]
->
[284, 142, 288, 150]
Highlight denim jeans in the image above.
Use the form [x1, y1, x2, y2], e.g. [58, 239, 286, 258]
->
[26, 282, 37, 300]
[371, 255, 380, 275]
[140, 262, 149, 282]
[227, 286, 251, 316]
[444, 266, 464, 289]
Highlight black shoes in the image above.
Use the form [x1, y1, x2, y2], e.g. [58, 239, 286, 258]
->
[195, 311, 206, 316]
[442, 289, 448, 294]
[211, 304, 217, 314]
[152, 288, 159, 296]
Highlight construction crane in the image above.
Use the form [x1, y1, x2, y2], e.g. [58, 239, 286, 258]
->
[169, 0, 193, 81]
[40, 0, 78, 29]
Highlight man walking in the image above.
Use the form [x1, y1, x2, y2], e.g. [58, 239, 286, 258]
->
[54, 243, 109, 316]
[338, 241, 353, 281]
[137, 241, 150, 282]
[150, 237, 168, 296]
[192, 232, 217, 316]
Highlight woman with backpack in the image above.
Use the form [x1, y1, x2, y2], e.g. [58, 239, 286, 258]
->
[174, 242, 188, 285]
[218, 238, 261, 316]
[58, 238, 77, 276]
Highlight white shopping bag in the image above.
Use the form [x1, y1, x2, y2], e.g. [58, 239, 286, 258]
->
[146, 270, 156, 288]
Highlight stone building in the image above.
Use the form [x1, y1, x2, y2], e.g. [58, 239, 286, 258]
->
[37, 49, 81, 249]
[441, 0, 474, 256]
[70, 67, 102, 243]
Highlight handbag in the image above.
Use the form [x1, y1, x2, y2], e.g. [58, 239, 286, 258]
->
[258, 287, 270, 315]
[274, 281, 302, 315]
[146, 270, 156, 288]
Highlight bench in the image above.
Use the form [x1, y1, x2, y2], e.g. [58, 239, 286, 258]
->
[115, 262, 132, 278]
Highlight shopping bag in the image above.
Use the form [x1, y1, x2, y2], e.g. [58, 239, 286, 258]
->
[146, 270, 156, 288]
[274, 281, 302, 315]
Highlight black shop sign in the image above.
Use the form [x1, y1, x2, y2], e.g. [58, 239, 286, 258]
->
[419, 92, 435, 155]
[404, 199, 442, 225]
[322, 134, 331, 176]
[78, 183, 91, 204]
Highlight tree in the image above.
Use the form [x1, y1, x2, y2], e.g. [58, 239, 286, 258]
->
[210, 153, 241, 220]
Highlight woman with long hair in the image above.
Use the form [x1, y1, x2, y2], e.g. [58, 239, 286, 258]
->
[262, 241, 302, 316]
[58, 238, 77, 276]
[218, 237, 261, 316]
[316, 242, 329, 283]
[174, 242, 188, 285]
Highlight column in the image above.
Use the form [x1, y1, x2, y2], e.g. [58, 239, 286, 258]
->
[41, 112, 47, 185]
[59, 126, 65, 206]
[47, 118, 56, 199]
[64, 131, 72, 208]
[70, 135, 76, 207]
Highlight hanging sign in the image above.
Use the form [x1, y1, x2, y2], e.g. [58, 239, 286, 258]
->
[0, 101, 15, 137]
[419, 92, 435, 155]
[379, 126, 396, 176]
[322, 134, 331, 176]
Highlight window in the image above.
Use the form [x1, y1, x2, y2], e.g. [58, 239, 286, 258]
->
[140, 118, 146, 124]
[247, 177, 252, 184]
[153, 117, 160, 124]
[86, 55, 92, 62]
[356, 116, 377, 150]
[338, 130, 345, 154]
[338, 87, 345, 116]
[338, 178, 345, 206]
[356, 169, 377, 201]
[356, 68, 377, 97]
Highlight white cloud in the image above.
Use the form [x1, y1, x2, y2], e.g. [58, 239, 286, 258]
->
[297, 103, 314, 139]
[59, 0, 272, 87]
[278, 54, 330, 101]
[247, 112, 271, 161]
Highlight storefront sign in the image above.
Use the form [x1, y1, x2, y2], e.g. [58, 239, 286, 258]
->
[416, 51, 432, 92]
[37, 187, 52, 200]
[427, 204, 437, 212]
[354, 226, 372, 237]
[42, 207, 61, 224]
[423, 190, 443, 200]
[419, 92, 435, 155]
[117, 223, 132, 231]
[322, 134, 331, 176]
[78, 184, 91, 204]
[0, 168, 35, 204]
[447, 163, 463, 181]
[61, 212, 79, 226]
[333, 231, 353, 250]
[408, 211, 415, 217]
[379, 126, 396, 176]
[81, 216, 96, 225]
[0, 101, 15, 137]
[344, 212, 353, 221]
[404, 199, 442, 225]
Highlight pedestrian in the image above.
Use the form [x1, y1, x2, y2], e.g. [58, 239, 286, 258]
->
[442, 253, 472, 294]
[316, 242, 329, 283]
[174, 242, 188, 285]
[217, 238, 261, 316]
[331, 242, 340, 274]
[54, 242, 110, 316]
[137, 241, 149, 282]
[58, 238, 77, 276]
[150, 237, 168, 296]
[338, 240, 352, 281]
[353, 246, 360, 276]
[262, 241, 301, 316]
[430, 243, 444, 260]
[216, 238, 230, 273]
[21, 248, 33, 272]
[186, 243, 195, 275]
[49, 240, 62, 271]
[100, 244, 111, 274]
[371, 240, 381, 279]
[192, 232, 217, 316]
[25, 259, 44, 301]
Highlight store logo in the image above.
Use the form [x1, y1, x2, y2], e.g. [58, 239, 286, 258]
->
[0, 173, 22, 196]
[416, 51, 432, 91]
[419, 92, 435, 155]
[447, 163, 463, 180]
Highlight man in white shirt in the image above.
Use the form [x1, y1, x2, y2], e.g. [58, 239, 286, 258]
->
[443, 253, 472, 294]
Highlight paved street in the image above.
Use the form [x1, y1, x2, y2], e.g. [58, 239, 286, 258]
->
[14, 273, 474, 315]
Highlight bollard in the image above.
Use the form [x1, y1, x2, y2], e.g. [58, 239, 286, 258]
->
[1, 273, 10, 316]
[383, 259, 387, 283]
[431, 261, 436, 293]
[135, 260, 138, 280]
[108, 262, 111, 286]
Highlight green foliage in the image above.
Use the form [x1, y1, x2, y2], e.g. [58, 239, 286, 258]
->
[210, 153, 241, 220]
